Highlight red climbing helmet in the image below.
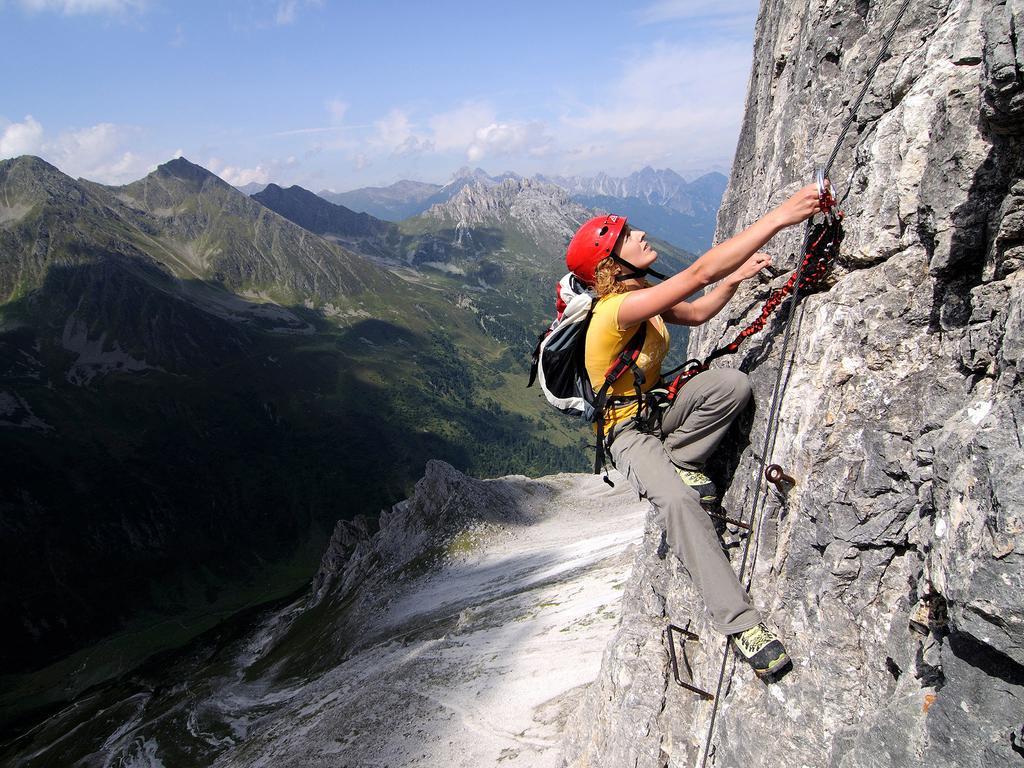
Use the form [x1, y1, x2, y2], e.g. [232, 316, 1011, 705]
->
[566, 214, 627, 285]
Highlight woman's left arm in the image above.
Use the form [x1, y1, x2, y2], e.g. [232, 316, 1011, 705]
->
[661, 251, 772, 326]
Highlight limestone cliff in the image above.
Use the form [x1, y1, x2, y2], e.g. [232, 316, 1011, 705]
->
[562, 1, 1023, 766]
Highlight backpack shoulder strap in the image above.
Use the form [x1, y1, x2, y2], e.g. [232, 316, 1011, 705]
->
[599, 321, 647, 389]
[593, 321, 648, 479]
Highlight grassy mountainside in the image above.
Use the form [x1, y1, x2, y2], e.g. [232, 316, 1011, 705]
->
[0, 156, 587, 727]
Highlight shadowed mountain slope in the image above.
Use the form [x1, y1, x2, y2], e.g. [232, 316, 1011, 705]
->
[0, 155, 587, 728]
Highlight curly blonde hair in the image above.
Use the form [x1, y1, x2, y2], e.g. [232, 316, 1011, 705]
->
[593, 256, 651, 297]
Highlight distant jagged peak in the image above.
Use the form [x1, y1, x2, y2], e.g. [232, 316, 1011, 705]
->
[686, 170, 729, 190]
[0, 155, 94, 210]
[0, 154, 63, 176]
[236, 181, 268, 196]
[440, 166, 523, 192]
[539, 165, 688, 195]
[259, 181, 325, 202]
[492, 170, 523, 183]
[537, 166, 727, 217]
[387, 178, 443, 193]
[425, 175, 577, 221]
[255, 181, 375, 222]
[253, 180, 392, 238]
[447, 166, 497, 185]
[148, 156, 230, 189]
[690, 170, 728, 183]
[420, 175, 590, 247]
[322, 178, 440, 197]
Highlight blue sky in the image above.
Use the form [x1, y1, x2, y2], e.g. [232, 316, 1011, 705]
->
[0, 0, 758, 190]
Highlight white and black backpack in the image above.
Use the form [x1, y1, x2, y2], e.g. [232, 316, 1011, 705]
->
[528, 273, 647, 478]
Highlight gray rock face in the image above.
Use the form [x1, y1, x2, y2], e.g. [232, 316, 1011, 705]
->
[422, 177, 592, 251]
[562, 1, 1023, 767]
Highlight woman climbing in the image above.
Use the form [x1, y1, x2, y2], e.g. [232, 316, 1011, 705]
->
[564, 184, 822, 678]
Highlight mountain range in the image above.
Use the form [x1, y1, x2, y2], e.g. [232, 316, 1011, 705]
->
[0, 155, 606, 727]
[309, 166, 726, 254]
[4, 0, 1018, 763]
[256, 173, 698, 355]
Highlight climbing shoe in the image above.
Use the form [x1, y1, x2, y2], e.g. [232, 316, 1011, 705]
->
[676, 468, 718, 508]
[731, 623, 790, 678]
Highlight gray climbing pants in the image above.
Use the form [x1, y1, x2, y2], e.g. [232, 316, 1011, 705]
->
[608, 367, 761, 635]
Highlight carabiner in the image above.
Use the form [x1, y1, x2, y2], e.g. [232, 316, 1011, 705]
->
[816, 168, 838, 219]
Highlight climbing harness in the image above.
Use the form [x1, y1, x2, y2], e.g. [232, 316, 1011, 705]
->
[693, 2, 915, 766]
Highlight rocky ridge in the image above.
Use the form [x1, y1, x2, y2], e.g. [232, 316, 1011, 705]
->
[539, 167, 727, 218]
[562, 1, 1023, 767]
[253, 183, 392, 239]
[252, 182, 401, 262]
[420, 176, 592, 251]
[0, 461, 649, 767]
[318, 179, 443, 222]
[108, 157, 389, 301]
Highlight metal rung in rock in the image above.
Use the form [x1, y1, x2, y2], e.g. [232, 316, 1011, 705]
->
[705, 508, 750, 531]
[667, 623, 714, 699]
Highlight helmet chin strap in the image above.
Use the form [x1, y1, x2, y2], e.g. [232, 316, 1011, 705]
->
[612, 254, 668, 282]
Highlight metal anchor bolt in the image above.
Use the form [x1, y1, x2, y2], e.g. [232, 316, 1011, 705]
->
[765, 464, 796, 490]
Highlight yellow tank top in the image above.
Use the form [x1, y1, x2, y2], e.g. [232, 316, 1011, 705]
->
[585, 292, 670, 428]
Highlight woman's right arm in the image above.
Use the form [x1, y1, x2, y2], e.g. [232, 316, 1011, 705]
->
[617, 184, 822, 328]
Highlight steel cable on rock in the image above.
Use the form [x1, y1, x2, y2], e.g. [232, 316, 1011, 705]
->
[697, 1, 914, 766]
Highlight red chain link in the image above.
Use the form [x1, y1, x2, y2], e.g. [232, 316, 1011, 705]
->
[663, 213, 844, 395]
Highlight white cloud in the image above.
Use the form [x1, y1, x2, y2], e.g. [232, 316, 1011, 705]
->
[275, 0, 297, 24]
[637, 0, 756, 24]
[428, 102, 496, 152]
[298, 37, 748, 182]
[467, 121, 551, 162]
[555, 41, 751, 174]
[274, 0, 321, 26]
[0, 116, 45, 157]
[51, 123, 123, 160]
[52, 123, 156, 182]
[206, 155, 301, 187]
[370, 109, 433, 156]
[206, 159, 270, 187]
[370, 102, 552, 164]
[17, 0, 145, 15]
[0, 116, 157, 183]
[326, 99, 348, 125]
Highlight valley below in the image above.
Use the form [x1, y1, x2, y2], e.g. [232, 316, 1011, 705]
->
[0, 153, 705, 754]
[1, 464, 648, 768]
